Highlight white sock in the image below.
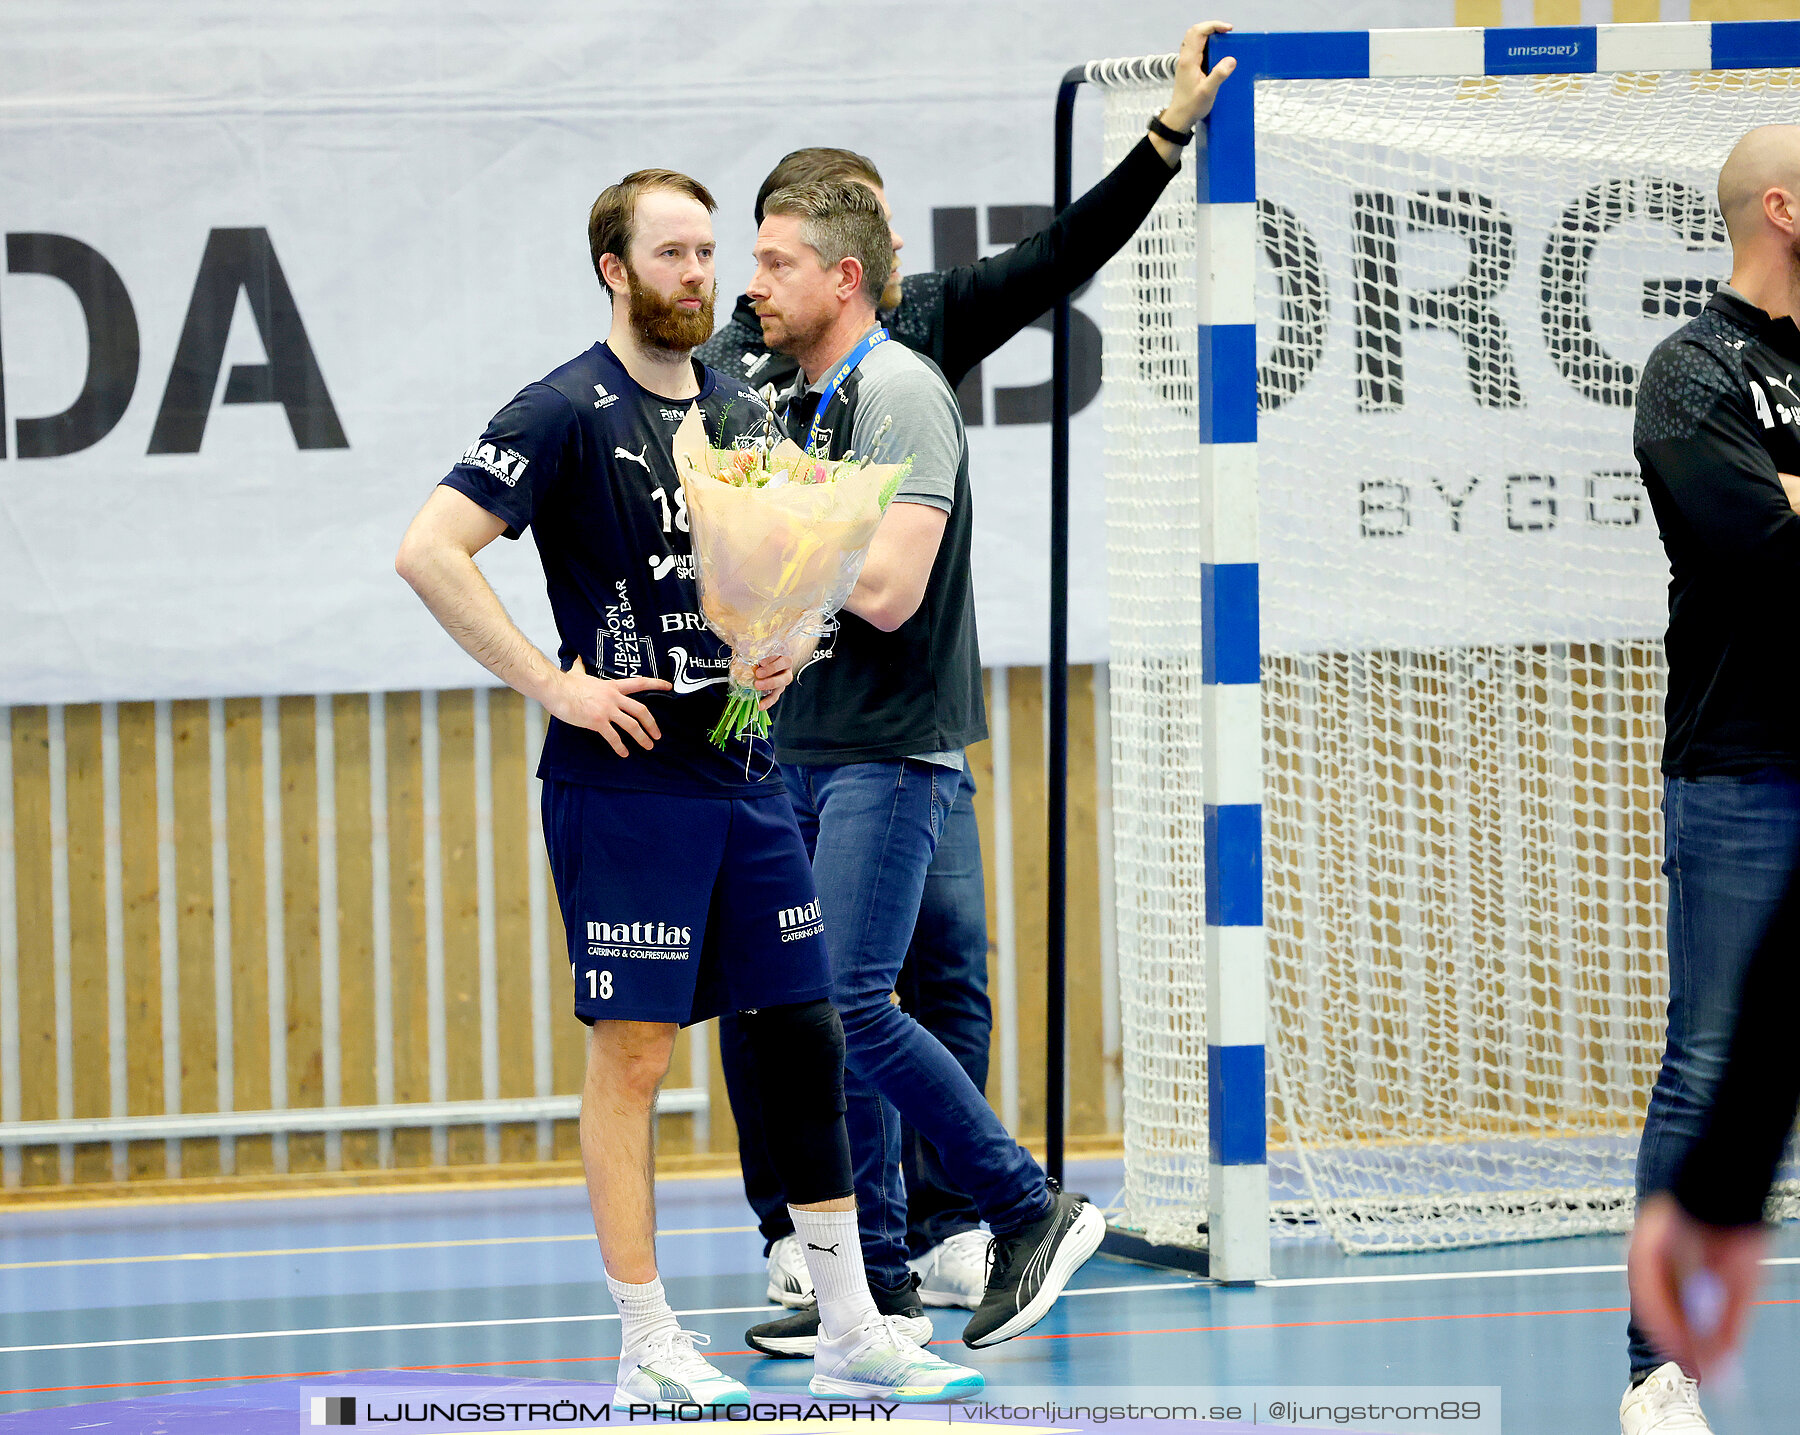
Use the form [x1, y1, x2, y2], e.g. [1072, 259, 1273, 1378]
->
[607, 1271, 678, 1351]
[789, 1207, 879, 1341]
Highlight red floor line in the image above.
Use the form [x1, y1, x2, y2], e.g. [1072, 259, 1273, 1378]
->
[10, 1298, 1800, 1400]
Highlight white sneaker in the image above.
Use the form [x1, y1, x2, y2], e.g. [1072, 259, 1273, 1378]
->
[907, 1230, 991, 1310]
[766, 1233, 815, 1308]
[616, 1328, 751, 1408]
[1620, 1362, 1712, 1433]
[811, 1313, 985, 1403]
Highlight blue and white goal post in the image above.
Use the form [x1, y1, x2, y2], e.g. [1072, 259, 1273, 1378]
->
[1084, 17, 1800, 1284]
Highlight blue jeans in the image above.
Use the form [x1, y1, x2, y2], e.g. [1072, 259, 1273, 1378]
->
[717, 771, 992, 1259]
[1627, 771, 1800, 1379]
[895, 774, 991, 1255]
[786, 758, 1050, 1291]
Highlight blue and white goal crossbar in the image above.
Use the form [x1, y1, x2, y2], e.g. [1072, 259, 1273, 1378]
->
[1162, 18, 1800, 1283]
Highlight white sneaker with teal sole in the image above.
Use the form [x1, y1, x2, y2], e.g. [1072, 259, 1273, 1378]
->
[616, 1328, 751, 1408]
[907, 1230, 991, 1310]
[810, 1313, 984, 1403]
[1619, 1363, 1712, 1434]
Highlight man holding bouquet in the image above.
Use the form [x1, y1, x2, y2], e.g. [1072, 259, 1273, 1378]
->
[702, 19, 1234, 1315]
[741, 178, 1103, 1359]
[395, 168, 982, 1405]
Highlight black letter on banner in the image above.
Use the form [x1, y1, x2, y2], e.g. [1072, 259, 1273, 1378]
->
[930, 208, 985, 425]
[6, 234, 140, 458]
[1405, 190, 1521, 409]
[983, 204, 1102, 425]
[1257, 199, 1328, 413]
[1541, 177, 1726, 407]
[1359, 479, 1409, 537]
[148, 228, 347, 454]
[1505, 473, 1557, 531]
[1351, 191, 1403, 411]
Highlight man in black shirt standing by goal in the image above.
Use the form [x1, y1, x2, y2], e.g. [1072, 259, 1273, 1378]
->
[700, 18, 1237, 1319]
[1620, 123, 1800, 1435]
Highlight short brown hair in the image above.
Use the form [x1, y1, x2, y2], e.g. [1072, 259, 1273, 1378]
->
[761, 179, 893, 309]
[587, 168, 717, 292]
[754, 148, 883, 225]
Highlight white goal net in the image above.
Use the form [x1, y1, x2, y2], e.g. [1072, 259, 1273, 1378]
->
[1095, 62, 1800, 1252]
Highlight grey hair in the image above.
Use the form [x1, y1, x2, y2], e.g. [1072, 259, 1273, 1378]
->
[761, 178, 892, 307]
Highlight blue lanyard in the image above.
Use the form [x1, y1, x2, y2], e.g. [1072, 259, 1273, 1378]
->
[806, 327, 888, 454]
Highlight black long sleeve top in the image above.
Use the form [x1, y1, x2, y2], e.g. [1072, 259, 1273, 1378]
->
[697, 135, 1181, 394]
[1636, 288, 1800, 775]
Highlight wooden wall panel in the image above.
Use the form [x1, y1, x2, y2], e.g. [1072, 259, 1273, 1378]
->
[3, 671, 1124, 1193]
[333, 695, 379, 1171]
[279, 695, 324, 1173]
[64, 705, 111, 1181]
[118, 703, 165, 1177]
[224, 697, 271, 1174]
[11, 709, 56, 1184]
[384, 693, 432, 1167]
[1064, 668, 1106, 1138]
[435, 689, 484, 1165]
[1006, 668, 1048, 1140]
[488, 688, 539, 1161]
[170, 700, 218, 1177]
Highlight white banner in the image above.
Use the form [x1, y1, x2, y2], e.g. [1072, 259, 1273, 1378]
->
[1252, 74, 1770, 655]
[0, 1, 1449, 704]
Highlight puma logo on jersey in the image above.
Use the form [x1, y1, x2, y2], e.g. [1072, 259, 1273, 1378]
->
[615, 444, 650, 472]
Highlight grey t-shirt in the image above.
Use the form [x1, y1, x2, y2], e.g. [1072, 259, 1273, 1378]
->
[772, 329, 987, 765]
[796, 330, 961, 515]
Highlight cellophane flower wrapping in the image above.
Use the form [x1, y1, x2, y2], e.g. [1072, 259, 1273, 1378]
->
[672, 405, 908, 749]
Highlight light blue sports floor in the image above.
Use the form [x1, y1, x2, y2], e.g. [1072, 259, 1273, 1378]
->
[3, 1156, 1797, 1433]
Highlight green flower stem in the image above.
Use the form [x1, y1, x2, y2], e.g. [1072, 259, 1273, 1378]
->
[707, 682, 772, 750]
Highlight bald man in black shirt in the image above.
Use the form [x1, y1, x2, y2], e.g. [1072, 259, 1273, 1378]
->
[1621, 124, 1800, 1435]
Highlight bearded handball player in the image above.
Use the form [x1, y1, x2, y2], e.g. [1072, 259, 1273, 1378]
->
[396, 168, 984, 1406]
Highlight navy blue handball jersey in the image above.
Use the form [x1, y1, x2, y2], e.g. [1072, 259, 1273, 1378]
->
[441, 343, 777, 797]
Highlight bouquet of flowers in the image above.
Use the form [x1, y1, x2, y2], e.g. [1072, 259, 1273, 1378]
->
[672, 404, 908, 749]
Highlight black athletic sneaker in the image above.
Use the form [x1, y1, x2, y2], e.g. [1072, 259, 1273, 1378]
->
[745, 1277, 933, 1359]
[961, 1186, 1104, 1348]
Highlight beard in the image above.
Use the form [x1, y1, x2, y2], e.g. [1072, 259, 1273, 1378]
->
[758, 304, 833, 359]
[879, 267, 902, 313]
[625, 262, 716, 353]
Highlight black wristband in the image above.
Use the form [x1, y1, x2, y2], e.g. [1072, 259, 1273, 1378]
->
[1148, 113, 1193, 146]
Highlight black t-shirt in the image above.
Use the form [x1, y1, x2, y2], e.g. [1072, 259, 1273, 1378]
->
[441, 342, 779, 797]
[1636, 290, 1800, 776]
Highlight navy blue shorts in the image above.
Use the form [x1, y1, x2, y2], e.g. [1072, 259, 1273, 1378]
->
[542, 780, 832, 1026]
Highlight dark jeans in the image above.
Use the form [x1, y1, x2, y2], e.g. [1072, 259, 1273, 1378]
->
[721, 768, 991, 1259]
[720, 759, 1044, 1292]
[1627, 771, 1800, 1379]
